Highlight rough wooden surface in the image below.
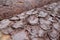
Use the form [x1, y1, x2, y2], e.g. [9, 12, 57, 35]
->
[0, 0, 59, 19]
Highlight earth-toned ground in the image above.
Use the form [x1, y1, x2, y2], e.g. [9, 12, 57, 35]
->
[0, 0, 59, 19]
[0, 1, 60, 40]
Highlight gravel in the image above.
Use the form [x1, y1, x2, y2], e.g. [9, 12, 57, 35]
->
[0, 1, 60, 40]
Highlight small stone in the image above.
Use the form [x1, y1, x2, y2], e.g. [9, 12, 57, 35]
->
[38, 11, 48, 17]
[48, 28, 59, 38]
[1, 27, 14, 34]
[26, 26, 39, 37]
[10, 17, 19, 21]
[0, 19, 11, 29]
[53, 23, 60, 32]
[32, 11, 38, 14]
[49, 3, 57, 9]
[40, 24, 51, 30]
[39, 18, 51, 30]
[27, 15, 38, 25]
[38, 28, 46, 37]
[17, 12, 28, 19]
[48, 17, 53, 22]
[26, 9, 34, 15]
[12, 30, 29, 40]
[12, 20, 24, 28]
[30, 27, 38, 37]
[54, 7, 59, 12]
[40, 18, 51, 24]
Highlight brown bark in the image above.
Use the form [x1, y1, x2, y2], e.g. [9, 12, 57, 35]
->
[0, 0, 59, 19]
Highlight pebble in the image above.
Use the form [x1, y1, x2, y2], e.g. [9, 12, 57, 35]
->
[0, 19, 11, 29]
[27, 15, 38, 25]
[12, 20, 24, 28]
[17, 12, 28, 19]
[10, 17, 19, 21]
[38, 11, 48, 17]
[53, 23, 60, 32]
[39, 18, 51, 30]
[26, 9, 34, 15]
[12, 30, 29, 40]
[38, 28, 46, 37]
[48, 28, 59, 38]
